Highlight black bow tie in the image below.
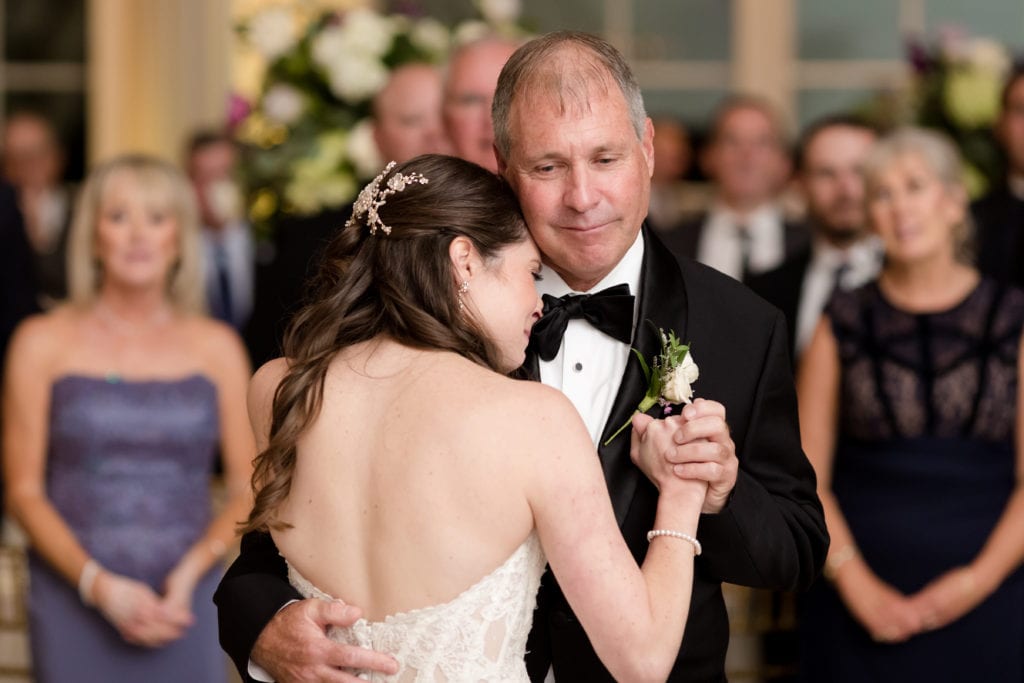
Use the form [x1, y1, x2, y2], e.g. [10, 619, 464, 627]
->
[529, 283, 635, 362]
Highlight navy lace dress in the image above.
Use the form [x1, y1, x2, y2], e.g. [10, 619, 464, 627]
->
[28, 374, 227, 683]
[799, 278, 1024, 682]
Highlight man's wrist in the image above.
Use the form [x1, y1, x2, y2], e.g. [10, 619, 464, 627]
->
[247, 598, 301, 683]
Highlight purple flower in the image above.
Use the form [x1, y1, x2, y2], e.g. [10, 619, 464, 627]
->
[226, 93, 251, 130]
[663, 405, 673, 416]
[906, 37, 933, 75]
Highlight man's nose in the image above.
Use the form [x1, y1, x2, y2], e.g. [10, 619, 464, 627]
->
[564, 167, 598, 212]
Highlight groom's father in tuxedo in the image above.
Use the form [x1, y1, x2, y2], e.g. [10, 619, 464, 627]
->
[214, 31, 827, 683]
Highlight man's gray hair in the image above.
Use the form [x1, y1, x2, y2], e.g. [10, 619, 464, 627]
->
[492, 31, 647, 160]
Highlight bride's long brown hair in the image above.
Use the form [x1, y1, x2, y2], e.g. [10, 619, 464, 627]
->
[244, 155, 529, 532]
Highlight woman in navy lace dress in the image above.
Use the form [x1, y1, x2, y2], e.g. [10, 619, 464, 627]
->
[2, 154, 253, 682]
[797, 127, 1024, 682]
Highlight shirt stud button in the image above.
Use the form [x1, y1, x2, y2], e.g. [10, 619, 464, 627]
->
[573, 362, 583, 372]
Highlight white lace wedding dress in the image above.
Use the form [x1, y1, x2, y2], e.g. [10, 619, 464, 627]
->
[287, 533, 546, 682]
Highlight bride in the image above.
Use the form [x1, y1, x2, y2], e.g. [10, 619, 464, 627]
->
[242, 154, 706, 682]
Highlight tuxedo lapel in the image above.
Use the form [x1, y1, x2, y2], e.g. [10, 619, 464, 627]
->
[598, 225, 689, 525]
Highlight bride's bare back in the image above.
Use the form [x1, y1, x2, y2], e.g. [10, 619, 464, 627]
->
[261, 339, 538, 620]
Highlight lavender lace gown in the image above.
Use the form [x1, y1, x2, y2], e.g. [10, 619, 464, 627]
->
[28, 374, 226, 683]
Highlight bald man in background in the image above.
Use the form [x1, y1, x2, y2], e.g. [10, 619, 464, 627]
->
[442, 37, 518, 173]
[372, 62, 450, 164]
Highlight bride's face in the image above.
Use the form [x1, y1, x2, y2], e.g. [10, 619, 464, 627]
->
[467, 237, 544, 372]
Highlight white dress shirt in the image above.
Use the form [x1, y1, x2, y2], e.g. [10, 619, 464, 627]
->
[793, 236, 882, 356]
[696, 203, 786, 281]
[536, 232, 644, 446]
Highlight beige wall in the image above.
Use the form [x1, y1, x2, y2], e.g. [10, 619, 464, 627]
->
[87, 0, 232, 165]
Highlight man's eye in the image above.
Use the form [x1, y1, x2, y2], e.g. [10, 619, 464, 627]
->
[531, 271, 543, 282]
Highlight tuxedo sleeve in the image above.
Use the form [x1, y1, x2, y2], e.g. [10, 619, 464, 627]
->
[696, 310, 828, 590]
[214, 530, 301, 680]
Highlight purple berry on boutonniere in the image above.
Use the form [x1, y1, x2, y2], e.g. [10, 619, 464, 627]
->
[604, 327, 698, 445]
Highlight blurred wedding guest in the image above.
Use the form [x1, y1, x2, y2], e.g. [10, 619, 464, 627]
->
[247, 42, 519, 366]
[972, 65, 1024, 288]
[647, 115, 693, 231]
[798, 127, 1024, 682]
[3, 154, 254, 682]
[186, 131, 254, 332]
[0, 182, 39, 519]
[372, 62, 450, 164]
[662, 95, 803, 281]
[442, 37, 518, 173]
[2, 111, 74, 306]
[747, 115, 882, 362]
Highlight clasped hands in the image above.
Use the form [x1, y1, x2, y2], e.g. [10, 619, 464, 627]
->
[837, 562, 985, 644]
[629, 398, 739, 514]
[90, 566, 197, 648]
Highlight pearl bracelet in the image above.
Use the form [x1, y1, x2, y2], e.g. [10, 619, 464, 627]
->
[78, 559, 102, 606]
[646, 529, 702, 556]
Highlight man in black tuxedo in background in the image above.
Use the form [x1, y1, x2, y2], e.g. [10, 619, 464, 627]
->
[747, 115, 882, 364]
[215, 32, 827, 683]
[972, 66, 1024, 289]
[660, 95, 807, 283]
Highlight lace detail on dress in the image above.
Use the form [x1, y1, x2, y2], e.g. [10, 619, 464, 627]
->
[287, 533, 546, 682]
[827, 279, 1024, 444]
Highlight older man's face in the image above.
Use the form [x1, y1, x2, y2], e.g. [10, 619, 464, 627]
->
[373, 64, 449, 164]
[443, 41, 515, 173]
[499, 80, 653, 292]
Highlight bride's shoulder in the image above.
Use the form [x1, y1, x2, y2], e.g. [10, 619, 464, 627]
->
[479, 375, 584, 434]
[249, 357, 289, 405]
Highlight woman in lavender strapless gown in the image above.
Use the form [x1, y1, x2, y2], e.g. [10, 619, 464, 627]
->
[2, 155, 254, 682]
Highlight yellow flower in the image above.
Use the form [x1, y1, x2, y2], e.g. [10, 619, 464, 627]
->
[943, 67, 1002, 128]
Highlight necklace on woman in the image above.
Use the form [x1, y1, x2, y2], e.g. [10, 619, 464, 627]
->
[93, 301, 174, 383]
[94, 300, 173, 337]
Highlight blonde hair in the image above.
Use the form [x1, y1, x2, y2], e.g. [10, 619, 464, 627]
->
[862, 126, 974, 263]
[66, 154, 206, 313]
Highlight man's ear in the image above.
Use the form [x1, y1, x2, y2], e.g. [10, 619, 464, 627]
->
[495, 144, 509, 178]
[449, 236, 478, 283]
[642, 117, 655, 179]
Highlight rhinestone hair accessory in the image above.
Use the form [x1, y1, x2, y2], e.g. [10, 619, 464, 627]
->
[346, 161, 429, 236]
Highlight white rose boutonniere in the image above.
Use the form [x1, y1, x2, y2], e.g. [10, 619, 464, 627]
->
[662, 347, 699, 404]
[604, 328, 698, 445]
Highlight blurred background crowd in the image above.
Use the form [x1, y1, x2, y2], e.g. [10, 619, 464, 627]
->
[2, 0, 1024, 681]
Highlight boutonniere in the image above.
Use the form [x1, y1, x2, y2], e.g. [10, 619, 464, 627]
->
[603, 328, 698, 446]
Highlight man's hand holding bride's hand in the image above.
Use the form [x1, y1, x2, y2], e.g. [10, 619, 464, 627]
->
[252, 598, 399, 683]
[659, 399, 738, 514]
[630, 414, 708, 506]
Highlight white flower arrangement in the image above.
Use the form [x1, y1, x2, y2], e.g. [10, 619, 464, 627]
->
[232, 3, 527, 240]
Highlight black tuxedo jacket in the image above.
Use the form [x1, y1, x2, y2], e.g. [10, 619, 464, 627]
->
[244, 206, 352, 367]
[659, 211, 810, 284]
[971, 185, 1024, 289]
[214, 225, 828, 682]
[745, 246, 813, 366]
